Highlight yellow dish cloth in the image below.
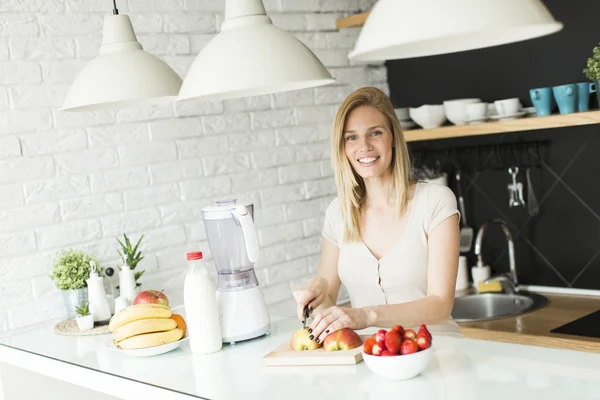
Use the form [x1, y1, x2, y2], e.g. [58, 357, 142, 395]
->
[477, 281, 503, 293]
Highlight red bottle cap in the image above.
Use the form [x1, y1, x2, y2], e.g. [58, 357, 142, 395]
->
[186, 251, 203, 260]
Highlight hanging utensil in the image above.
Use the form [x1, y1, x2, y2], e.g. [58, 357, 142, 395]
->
[456, 170, 474, 253]
[507, 167, 526, 208]
[526, 168, 540, 216]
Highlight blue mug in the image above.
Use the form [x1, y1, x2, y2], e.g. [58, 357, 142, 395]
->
[552, 84, 578, 114]
[529, 87, 552, 116]
[576, 82, 596, 112]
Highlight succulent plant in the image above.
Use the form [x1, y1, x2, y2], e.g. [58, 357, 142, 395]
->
[117, 233, 145, 282]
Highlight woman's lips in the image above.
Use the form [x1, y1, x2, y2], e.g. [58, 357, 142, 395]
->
[357, 156, 380, 166]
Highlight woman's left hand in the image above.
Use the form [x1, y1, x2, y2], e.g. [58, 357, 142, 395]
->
[308, 306, 369, 344]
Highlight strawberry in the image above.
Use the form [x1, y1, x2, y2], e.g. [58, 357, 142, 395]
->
[380, 350, 395, 356]
[372, 342, 386, 356]
[391, 325, 405, 338]
[384, 331, 402, 354]
[416, 335, 431, 351]
[404, 329, 417, 340]
[418, 324, 432, 342]
[400, 338, 418, 355]
[375, 329, 387, 343]
[363, 338, 377, 355]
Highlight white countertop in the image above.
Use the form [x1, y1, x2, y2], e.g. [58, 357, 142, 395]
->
[1, 312, 600, 400]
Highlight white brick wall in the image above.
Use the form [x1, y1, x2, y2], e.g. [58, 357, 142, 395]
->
[0, 0, 385, 334]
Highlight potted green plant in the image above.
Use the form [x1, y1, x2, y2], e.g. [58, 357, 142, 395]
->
[74, 302, 93, 331]
[583, 43, 600, 107]
[50, 249, 102, 319]
[116, 233, 145, 299]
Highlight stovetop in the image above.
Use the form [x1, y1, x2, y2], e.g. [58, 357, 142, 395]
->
[550, 309, 600, 339]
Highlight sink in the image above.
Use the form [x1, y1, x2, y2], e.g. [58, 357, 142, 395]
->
[451, 291, 548, 322]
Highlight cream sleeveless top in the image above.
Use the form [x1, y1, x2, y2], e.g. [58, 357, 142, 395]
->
[322, 182, 463, 337]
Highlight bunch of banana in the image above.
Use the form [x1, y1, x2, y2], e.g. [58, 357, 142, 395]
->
[109, 304, 184, 350]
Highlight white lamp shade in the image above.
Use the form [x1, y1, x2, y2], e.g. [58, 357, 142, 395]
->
[349, 0, 563, 62]
[178, 0, 335, 102]
[61, 15, 182, 112]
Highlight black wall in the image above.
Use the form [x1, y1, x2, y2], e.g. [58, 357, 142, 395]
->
[387, 0, 600, 289]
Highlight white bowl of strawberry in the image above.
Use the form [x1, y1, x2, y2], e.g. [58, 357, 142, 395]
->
[361, 324, 433, 381]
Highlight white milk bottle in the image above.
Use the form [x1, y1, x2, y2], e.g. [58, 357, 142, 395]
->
[184, 251, 222, 354]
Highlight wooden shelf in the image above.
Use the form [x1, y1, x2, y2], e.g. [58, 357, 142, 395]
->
[403, 111, 600, 142]
[336, 11, 370, 29]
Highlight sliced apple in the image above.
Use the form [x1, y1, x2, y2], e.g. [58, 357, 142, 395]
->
[290, 327, 322, 351]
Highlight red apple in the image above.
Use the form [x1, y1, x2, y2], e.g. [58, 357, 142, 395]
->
[323, 328, 363, 352]
[404, 328, 417, 340]
[400, 338, 418, 355]
[290, 327, 322, 351]
[133, 290, 169, 306]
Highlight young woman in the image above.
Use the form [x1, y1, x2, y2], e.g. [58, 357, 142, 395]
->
[293, 87, 461, 344]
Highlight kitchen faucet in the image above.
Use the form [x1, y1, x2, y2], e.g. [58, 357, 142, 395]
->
[473, 218, 519, 294]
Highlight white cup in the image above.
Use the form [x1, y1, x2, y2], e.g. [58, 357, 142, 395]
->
[471, 265, 491, 288]
[494, 98, 520, 116]
[455, 256, 470, 290]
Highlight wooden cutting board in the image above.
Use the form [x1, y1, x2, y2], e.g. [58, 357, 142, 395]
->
[262, 335, 368, 366]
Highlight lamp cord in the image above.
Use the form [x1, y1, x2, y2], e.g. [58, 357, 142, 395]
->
[112, 0, 119, 15]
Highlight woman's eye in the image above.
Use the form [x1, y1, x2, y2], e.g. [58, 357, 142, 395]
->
[371, 130, 382, 136]
[345, 135, 356, 141]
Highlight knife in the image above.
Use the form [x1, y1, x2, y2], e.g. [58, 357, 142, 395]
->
[302, 305, 310, 329]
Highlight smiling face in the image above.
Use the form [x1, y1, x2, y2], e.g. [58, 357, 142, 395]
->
[343, 105, 394, 180]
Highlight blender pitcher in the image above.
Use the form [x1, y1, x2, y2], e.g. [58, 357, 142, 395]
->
[201, 199, 270, 343]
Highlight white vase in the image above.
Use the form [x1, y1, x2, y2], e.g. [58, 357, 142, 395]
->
[76, 315, 94, 331]
[119, 267, 137, 303]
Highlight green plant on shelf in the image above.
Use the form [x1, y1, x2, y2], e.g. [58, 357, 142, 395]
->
[584, 43, 600, 81]
[74, 302, 90, 317]
[117, 233, 145, 282]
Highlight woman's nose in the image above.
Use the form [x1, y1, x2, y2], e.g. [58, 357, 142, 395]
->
[358, 136, 372, 152]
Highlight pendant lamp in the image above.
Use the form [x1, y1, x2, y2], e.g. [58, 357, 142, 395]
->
[178, 0, 335, 102]
[348, 0, 563, 63]
[61, 1, 182, 112]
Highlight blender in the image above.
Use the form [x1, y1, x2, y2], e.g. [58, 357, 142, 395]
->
[201, 199, 270, 343]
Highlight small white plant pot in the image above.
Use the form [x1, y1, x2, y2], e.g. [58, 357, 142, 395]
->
[76, 315, 94, 331]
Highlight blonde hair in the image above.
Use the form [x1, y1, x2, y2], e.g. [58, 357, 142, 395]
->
[331, 87, 413, 242]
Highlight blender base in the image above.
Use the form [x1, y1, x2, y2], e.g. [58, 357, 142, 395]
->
[217, 285, 271, 344]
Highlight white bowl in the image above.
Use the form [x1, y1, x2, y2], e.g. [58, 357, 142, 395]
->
[443, 98, 481, 125]
[362, 345, 433, 381]
[409, 105, 447, 129]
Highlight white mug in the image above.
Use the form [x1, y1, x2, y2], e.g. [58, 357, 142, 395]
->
[471, 265, 491, 288]
[456, 256, 470, 290]
[494, 98, 520, 116]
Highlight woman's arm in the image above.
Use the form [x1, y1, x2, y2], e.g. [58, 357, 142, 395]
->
[293, 237, 342, 320]
[309, 214, 459, 342]
[364, 214, 460, 327]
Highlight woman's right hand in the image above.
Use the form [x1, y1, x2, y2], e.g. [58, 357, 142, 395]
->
[293, 277, 329, 322]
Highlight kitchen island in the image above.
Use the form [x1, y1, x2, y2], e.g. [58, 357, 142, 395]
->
[1, 314, 599, 400]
